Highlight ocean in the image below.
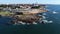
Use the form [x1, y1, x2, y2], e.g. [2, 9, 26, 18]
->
[0, 5, 60, 34]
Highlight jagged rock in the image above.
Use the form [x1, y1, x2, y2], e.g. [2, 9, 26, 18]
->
[10, 14, 42, 24]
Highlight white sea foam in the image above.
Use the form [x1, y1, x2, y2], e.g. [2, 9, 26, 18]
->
[46, 9, 51, 11]
[42, 16, 46, 19]
[52, 11, 58, 14]
[18, 21, 26, 25]
[42, 20, 48, 23]
[43, 13, 46, 15]
[38, 15, 42, 16]
[21, 23, 26, 25]
[13, 22, 17, 25]
[42, 20, 53, 24]
[33, 22, 37, 24]
[48, 21, 53, 23]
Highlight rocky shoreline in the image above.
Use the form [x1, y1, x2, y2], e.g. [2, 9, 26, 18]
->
[0, 4, 48, 25]
[8, 14, 43, 25]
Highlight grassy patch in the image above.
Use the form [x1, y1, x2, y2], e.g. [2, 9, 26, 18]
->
[0, 11, 13, 16]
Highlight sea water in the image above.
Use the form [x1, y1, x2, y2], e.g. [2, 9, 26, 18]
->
[0, 5, 60, 34]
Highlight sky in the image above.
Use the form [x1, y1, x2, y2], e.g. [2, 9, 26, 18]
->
[0, 0, 60, 4]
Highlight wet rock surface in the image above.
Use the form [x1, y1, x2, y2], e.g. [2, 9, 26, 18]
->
[9, 14, 43, 24]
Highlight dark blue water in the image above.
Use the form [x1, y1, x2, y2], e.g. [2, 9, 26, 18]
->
[0, 5, 60, 34]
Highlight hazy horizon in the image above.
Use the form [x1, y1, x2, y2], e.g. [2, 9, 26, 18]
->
[0, 0, 60, 5]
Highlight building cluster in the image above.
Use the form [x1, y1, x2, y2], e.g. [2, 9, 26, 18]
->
[0, 4, 45, 11]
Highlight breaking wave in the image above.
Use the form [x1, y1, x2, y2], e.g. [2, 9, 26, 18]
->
[13, 15, 53, 25]
[52, 11, 58, 14]
[42, 20, 53, 24]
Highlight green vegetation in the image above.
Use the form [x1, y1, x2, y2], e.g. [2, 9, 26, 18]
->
[0, 11, 14, 16]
